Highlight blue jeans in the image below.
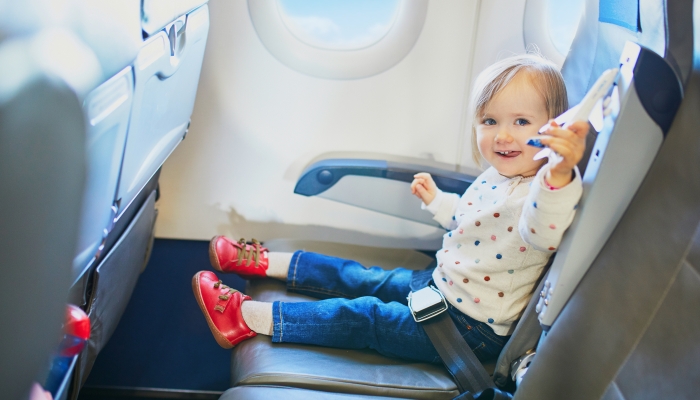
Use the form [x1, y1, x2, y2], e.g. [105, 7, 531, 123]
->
[271, 251, 509, 364]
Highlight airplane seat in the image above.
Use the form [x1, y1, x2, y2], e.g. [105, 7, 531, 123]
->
[220, 0, 696, 399]
[0, 5, 105, 396]
[63, 1, 211, 397]
[514, 4, 700, 397]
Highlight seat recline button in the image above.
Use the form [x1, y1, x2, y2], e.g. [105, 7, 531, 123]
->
[317, 170, 333, 185]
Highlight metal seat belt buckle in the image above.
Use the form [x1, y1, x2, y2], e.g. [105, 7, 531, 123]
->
[407, 285, 448, 322]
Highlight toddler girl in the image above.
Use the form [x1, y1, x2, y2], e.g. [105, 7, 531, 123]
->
[192, 54, 588, 363]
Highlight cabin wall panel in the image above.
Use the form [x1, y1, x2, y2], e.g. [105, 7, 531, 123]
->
[156, 0, 526, 247]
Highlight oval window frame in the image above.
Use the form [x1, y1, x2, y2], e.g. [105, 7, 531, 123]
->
[523, 0, 584, 67]
[248, 0, 428, 80]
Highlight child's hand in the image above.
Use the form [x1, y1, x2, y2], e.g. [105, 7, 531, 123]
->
[538, 120, 589, 188]
[411, 173, 438, 205]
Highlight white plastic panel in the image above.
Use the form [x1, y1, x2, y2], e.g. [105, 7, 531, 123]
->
[73, 66, 134, 276]
[319, 175, 440, 228]
[142, 0, 210, 37]
[117, 5, 210, 217]
[155, 0, 491, 249]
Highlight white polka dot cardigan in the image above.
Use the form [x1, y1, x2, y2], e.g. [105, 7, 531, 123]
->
[423, 164, 582, 336]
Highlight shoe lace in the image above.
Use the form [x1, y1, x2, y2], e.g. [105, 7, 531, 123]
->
[213, 280, 238, 300]
[235, 238, 263, 268]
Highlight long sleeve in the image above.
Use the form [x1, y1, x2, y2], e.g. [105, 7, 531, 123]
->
[518, 164, 583, 253]
[422, 189, 461, 230]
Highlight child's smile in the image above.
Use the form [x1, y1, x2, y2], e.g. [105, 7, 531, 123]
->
[476, 72, 550, 178]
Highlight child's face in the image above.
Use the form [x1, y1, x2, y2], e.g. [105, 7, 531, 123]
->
[476, 72, 550, 178]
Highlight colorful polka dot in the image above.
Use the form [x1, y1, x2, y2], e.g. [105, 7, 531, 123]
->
[475, 259, 480, 263]
[507, 269, 514, 274]
[491, 235, 497, 241]
[455, 261, 460, 265]
[445, 249, 449, 253]
[498, 292, 504, 297]
[574, 204, 578, 210]
[439, 263, 443, 267]
[463, 278, 469, 283]
[457, 244, 462, 249]
[493, 213, 500, 218]
[449, 232, 452, 237]
[459, 229, 464, 234]
[452, 216, 456, 220]
[507, 226, 513, 232]
[474, 298, 480, 303]
[479, 195, 483, 200]
[474, 187, 479, 191]
[475, 240, 480, 246]
[442, 277, 447, 282]
[533, 202, 537, 208]
[484, 276, 490, 281]
[460, 213, 464, 216]
[493, 201, 497, 204]
[548, 246, 556, 251]
[488, 318, 494, 323]
[549, 224, 556, 229]
[481, 180, 486, 184]
[519, 246, 526, 252]
[496, 254, 502, 259]
[477, 210, 481, 212]
[531, 228, 536, 234]
[449, 281, 453, 285]
[468, 202, 472, 205]
[457, 298, 463, 303]
[492, 186, 497, 189]
[475, 221, 481, 227]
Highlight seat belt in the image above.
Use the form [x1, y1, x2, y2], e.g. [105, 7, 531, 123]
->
[408, 286, 513, 399]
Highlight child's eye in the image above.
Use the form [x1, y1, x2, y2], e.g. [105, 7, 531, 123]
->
[482, 118, 496, 126]
[515, 118, 530, 126]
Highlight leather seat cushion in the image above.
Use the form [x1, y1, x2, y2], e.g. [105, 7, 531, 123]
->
[230, 240, 459, 399]
[220, 385, 417, 400]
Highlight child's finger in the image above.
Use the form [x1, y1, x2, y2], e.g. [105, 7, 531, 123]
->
[413, 172, 431, 180]
[565, 120, 590, 138]
[538, 126, 578, 142]
[538, 119, 558, 133]
[539, 138, 581, 167]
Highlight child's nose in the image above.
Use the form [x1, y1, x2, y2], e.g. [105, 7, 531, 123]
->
[495, 128, 514, 143]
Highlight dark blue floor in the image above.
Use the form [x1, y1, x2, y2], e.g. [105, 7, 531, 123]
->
[83, 239, 246, 392]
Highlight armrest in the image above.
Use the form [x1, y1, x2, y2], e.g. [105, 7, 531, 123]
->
[294, 159, 475, 227]
[294, 159, 473, 196]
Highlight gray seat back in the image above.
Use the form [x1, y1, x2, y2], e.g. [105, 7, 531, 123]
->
[515, 47, 700, 400]
[0, 66, 86, 400]
[493, 0, 694, 389]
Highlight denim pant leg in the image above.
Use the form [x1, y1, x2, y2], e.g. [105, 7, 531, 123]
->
[271, 296, 442, 363]
[286, 251, 414, 304]
[271, 297, 509, 364]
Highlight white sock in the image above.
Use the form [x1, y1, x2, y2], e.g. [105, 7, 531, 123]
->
[241, 300, 273, 335]
[266, 252, 293, 280]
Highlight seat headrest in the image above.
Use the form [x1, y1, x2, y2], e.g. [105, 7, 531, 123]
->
[562, 0, 693, 105]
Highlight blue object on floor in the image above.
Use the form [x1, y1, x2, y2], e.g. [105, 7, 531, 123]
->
[84, 239, 246, 391]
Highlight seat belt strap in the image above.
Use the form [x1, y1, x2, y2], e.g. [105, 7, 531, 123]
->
[421, 311, 494, 393]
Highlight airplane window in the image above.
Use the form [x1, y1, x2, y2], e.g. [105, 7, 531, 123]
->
[248, 0, 428, 79]
[277, 0, 400, 51]
[523, 0, 585, 66]
[547, 0, 585, 55]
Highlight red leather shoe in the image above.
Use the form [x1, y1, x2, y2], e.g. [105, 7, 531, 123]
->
[192, 271, 256, 348]
[209, 236, 269, 279]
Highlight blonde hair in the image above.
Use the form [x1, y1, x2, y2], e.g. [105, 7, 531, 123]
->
[469, 54, 568, 167]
